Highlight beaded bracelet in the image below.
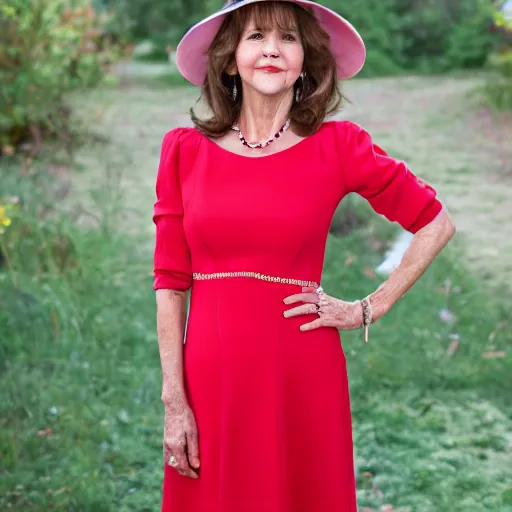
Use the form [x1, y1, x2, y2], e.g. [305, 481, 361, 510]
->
[360, 296, 373, 343]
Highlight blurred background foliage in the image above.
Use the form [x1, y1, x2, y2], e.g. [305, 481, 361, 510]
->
[484, 2, 512, 109]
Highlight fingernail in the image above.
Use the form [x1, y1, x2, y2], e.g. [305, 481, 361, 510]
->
[283, 298, 289, 304]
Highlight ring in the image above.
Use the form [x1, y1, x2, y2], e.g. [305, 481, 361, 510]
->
[169, 455, 178, 467]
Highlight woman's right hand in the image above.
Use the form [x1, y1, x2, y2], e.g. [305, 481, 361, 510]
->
[163, 394, 200, 478]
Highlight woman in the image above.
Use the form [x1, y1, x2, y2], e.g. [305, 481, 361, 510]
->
[153, 1, 456, 510]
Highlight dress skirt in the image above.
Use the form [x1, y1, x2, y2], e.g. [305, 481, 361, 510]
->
[161, 278, 357, 512]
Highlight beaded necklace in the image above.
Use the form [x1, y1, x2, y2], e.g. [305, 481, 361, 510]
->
[232, 119, 291, 149]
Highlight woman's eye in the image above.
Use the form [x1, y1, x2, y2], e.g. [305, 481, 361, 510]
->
[248, 32, 263, 40]
[283, 33, 297, 42]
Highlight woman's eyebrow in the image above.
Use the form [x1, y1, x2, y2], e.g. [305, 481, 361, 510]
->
[246, 24, 267, 32]
[278, 25, 299, 33]
[247, 26, 298, 32]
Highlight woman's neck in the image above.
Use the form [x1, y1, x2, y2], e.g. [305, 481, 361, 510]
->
[237, 89, 293, 142]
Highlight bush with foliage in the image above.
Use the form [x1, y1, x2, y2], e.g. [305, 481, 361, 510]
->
[0, 0, 119, 154]
[321, 0, 498, 76]
[0, 164, 76, 283]
[95, 0, 220, 61]
[482, 2, 512, 110]
[484, 51, 512, 109]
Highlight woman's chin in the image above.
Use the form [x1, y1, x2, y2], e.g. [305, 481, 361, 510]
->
[250, 86, 291, 98]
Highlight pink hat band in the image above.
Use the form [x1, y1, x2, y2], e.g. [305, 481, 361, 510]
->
[176, 0, 366, 87]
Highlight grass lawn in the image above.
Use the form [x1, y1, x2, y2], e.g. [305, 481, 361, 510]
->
[1, 69, 511, 511]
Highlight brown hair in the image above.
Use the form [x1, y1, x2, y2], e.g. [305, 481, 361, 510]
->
[191, 1, 343, 137]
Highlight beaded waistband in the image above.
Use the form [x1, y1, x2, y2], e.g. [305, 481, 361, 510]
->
[192, 271, 318, 288]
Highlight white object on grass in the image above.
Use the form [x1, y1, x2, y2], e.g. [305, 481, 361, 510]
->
[376, 230, 414, 276]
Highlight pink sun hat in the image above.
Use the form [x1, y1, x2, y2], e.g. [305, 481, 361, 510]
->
[176, 0, 366, 87]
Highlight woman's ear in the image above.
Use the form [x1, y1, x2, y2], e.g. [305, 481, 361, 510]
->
[226, 61, 238, 76]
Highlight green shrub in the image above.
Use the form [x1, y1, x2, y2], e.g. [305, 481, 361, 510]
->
[0, 162, 77, 283]
[483, 52, 512, 110]
[99, 0, 219, 60]
[493, 51, 512, 78]
[481, 5, 512, 111]
[0, 0, 118, 153]
[329, 194, 376, 237]
[323, 0, 498, 76]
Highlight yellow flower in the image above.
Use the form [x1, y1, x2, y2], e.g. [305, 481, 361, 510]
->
[0, 204, 12, 233]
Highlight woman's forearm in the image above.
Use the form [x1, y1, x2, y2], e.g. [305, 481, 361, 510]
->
[156, 289, 189, 405]
[370, 209, 456, 321]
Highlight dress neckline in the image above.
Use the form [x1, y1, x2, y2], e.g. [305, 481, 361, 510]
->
[194, 122, 327, 160]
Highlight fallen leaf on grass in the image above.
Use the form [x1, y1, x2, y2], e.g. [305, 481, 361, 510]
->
[447, 340, 459, 357]
[368, 236, 384, 251]
[481, 351, 506, 359]
[363, 267, 377, 279]
[36, 428, 54, 436]
[488, 321, 509, 343]
[344, 254, 355, 266]
[380, 506, 394, 512]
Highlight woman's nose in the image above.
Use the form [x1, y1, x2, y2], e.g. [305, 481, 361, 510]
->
[262, 35, 280, 58]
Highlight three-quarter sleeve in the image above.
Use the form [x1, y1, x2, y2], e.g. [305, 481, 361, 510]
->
[341, 121, 443, 233]
[153, 128, 192, 291]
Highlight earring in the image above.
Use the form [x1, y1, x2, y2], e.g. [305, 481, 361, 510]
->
[232, 79, 237, 101]
[295, 71, 305, 103]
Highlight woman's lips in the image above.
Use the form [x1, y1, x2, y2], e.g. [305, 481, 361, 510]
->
[257, 66, 283, 73]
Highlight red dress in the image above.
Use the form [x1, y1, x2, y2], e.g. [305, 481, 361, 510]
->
[153, 120, 442, 512]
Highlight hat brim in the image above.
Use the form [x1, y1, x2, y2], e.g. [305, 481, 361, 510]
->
[176, 0, 366, 87]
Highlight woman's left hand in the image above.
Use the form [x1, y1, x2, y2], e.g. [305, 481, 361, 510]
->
[283, 286, 362, 332]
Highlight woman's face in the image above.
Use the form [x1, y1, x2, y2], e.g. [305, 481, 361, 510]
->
[234, 18, 304, 98]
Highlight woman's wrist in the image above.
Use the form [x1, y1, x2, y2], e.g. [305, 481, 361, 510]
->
[360, 294, 390, 323]
[161, 379, 187, 407]
[368, 287, 394, 322]
[352, 293, 390, 342]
